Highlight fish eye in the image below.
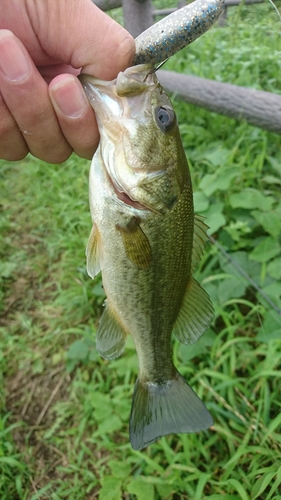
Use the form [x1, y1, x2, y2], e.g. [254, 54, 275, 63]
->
[155, 106, 176, 133]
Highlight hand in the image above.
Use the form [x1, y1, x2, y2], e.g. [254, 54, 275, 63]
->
[0, 0, 135, 162]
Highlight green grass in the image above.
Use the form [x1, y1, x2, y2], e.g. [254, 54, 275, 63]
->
[1, 2, 281, 499]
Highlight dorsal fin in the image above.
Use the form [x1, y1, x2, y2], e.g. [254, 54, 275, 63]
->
[173, 276, 214, 345]
[191, 214, 209, 273]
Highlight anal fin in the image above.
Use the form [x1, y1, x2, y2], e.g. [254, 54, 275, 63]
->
[96, 301, 128, 360]
[173, 276, 214, 345]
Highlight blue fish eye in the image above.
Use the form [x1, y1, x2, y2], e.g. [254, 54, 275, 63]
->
[155, 106, 175, 133]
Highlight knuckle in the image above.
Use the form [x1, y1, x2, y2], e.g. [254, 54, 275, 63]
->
[32, 146, 73, 164]
[0, 94, 29, 160]
[0, 147, 29, 161]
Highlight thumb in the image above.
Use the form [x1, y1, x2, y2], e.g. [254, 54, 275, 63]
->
[30, 0, 135, 79]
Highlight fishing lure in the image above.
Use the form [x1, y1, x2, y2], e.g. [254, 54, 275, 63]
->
[133, 0, 225, 66]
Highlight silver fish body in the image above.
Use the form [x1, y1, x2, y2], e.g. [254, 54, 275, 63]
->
[79, 64, 214, 450]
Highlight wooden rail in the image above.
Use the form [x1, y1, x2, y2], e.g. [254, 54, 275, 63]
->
[158, 70, 281, 134]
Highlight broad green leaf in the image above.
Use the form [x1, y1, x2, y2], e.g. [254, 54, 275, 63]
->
[268, 155, 281, 176]
[93, 404, 112, 422]
[259, 309, 281, 335]
[108, 460, 130, 480]
[218, 276, 246, 303]
[32, 358, 44, 375]
[250, 237, 280, 263]
[88, 347, 99, 362]
[90, 393, 112, 421]
[203, 202, 226, 234]
[92, 281, 106, 299]
[94, 414, 122, 435]
[203, 147, 231, 167]
[251, 209, 281, 238]
[258, 281, 281, 312]
[193, 191, 209, 212]
[66, 340, 89, 360]
[178, 329, 216, 362]
[199, 168, 238, 197]
[156, 483, 175, 498]
[229, 189, 274, 211]
[0, 261, 17, 278]
[206, 212, 226, 234]
[219, 250, 262, 283]
[99, 476, 122, 500]
[268, 257, 281, 280]
[262, 174, 281, 185]
[127, 477, 155, 500]
[256, 329, 281, 342]
[224, 220, 251, 242]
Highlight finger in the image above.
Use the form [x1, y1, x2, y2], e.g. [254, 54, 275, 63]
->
[26, 0, 136, 79]
[0, 30, 72, 163]
[0, 90, 29, 161]
[38, 64, 81, 84]
[49, 74, 99, 159]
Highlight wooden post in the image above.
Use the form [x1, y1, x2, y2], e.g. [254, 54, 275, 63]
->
[122, 0, 154, 37]
[94, 0, 122, 11]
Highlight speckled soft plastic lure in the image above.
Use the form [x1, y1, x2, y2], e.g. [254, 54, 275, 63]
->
[133, 0, 225, 66]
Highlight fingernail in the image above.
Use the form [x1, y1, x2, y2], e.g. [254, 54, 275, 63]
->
[51, 78, 88, 118]
[0, 32, 30, 81]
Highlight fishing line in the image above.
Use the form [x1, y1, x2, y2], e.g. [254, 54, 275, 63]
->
[208, 234, 281, 317]
[208, 1, 281, 316]
[267, 0, 281, 21]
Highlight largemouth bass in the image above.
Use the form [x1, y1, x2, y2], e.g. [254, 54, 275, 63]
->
[79, 64, 214, 450]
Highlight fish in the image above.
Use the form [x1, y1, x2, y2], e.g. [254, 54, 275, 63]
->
[79, 64, 214, 450]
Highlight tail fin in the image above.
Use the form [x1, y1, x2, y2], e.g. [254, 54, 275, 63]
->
[129, 372, 213, 450]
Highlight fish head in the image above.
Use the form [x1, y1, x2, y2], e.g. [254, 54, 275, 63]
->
[79, 64, 189, 213]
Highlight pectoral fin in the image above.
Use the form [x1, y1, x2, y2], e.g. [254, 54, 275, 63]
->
[86, 223, 102, 278]
[173, 276, 214, 345]
[96, 301, 128, 360]
[116, 217, 152, 270]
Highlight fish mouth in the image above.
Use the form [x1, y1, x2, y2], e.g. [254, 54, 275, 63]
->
[115, 188, 147, 210]
[106, 171, 147, 211]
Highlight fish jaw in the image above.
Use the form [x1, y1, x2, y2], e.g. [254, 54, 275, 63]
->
[79, 64, 157, 142]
